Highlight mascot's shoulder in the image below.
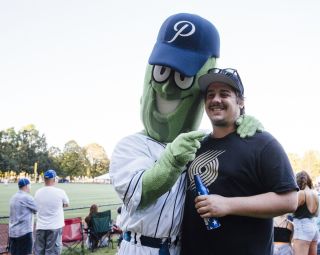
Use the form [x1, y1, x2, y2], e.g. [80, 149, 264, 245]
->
[115, 131, 152, 148]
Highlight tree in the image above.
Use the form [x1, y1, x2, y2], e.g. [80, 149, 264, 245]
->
[47, 146, 62, 175]
[59, 140, 89, 178]
[84, 143, 110, 177]
[287, 153, 302, 173]
[16, 125, 50, 174]
[0, 128, 19, 171]
[0, 125, 51, 174]
[301, 150, 320, 180]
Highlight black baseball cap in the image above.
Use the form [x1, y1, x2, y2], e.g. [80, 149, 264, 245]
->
[199, 68, 244, 96]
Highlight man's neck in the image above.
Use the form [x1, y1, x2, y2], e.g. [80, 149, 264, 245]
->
[45, 180, 55, 186]
[211, 125, 236, 138]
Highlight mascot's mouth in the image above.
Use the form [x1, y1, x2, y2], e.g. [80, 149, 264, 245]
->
[156, 94, 181, 114]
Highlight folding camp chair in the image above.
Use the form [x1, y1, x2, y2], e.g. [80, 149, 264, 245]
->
[86, 210, 113, 252]
[62, 217, 85, 255]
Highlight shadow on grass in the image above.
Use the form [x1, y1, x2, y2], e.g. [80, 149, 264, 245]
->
[62, 243, 117, 255]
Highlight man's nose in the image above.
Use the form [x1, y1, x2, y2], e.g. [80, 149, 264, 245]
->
[210, 94, 222, 102]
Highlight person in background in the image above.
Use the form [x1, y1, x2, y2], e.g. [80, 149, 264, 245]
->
[9, 178, 37, 255]
[84, 204, 98, 229]
[273, 214, 294, 255]
[293, 170, 319, 255]
[181, 68, 298, 255]
[34, 169, 69, 255]
[84, 204, 99, 249]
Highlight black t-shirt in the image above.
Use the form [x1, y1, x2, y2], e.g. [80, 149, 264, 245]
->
[181, 131, 298, 255]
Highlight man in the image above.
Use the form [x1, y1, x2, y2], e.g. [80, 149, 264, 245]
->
[181, 68, 298, 255]
[9, 178, 37, 255]
[34, 169, 69, 255]
[110, 13, 263, 255]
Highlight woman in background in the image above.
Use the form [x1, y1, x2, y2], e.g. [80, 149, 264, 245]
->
[85, 204, 99, 249]
[273, 214, 294, 255]
[293, 170, 319, 255]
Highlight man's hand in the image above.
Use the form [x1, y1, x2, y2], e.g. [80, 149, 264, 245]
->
[236, 115, 264, 138]
[169, 130, 206, 167]
[195, 194, 230, 218]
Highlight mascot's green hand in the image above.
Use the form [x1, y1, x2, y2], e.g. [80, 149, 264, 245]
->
[168, 130, 206, 167]
[236, 115, 264, 138]
[140, 130, 206, 208]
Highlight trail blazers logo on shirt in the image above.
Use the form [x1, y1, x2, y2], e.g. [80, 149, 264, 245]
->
[188, 150, 225, 191]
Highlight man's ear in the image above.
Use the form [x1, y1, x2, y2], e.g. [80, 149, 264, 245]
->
[237, 98, 244, 109]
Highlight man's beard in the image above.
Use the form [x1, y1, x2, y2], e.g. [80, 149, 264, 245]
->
[212, 119, 227, 127]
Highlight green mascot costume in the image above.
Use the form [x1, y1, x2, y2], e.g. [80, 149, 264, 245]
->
[110, 13, 263, 255]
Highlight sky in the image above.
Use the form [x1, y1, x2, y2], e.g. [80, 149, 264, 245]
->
[0, 0, 319, 158]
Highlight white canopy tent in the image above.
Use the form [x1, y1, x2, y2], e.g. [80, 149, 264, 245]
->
[93, 173, 111, 184]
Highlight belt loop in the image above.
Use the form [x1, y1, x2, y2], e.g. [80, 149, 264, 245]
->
[134, 233, 137, 244]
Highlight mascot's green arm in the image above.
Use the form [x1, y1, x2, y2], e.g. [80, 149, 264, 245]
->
[140, 130, 205, 208]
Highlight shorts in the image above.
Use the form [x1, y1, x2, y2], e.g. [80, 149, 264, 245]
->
[9, 232, 33, 255]
[273, 243, 293, 255]
[293, 218, 319, 242]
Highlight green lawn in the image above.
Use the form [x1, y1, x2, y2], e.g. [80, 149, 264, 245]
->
[61, 242, 118, 255]
[0, 183, 122, 220]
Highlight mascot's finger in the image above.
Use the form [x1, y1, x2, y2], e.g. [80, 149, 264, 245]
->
[239, 130, 246, 138]
[236, 124, 244, 135]
[188, 130, 207, 141]
[188, 153, 196, 162]
[194, 139, 201, 149]
[246, 128, 256, 137]
[257, 124, 264, 132]
[240, 124, 250, 138]
[236, 115, 244, 126]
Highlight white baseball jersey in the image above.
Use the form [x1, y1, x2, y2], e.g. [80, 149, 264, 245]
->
[110, 132, 186, 255]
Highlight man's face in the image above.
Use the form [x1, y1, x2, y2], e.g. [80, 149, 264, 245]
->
[140, 58, 216, 143]
[204, 82, 243, 127]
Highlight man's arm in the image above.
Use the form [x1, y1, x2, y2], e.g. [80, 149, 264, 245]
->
[25, 196, 37, 214]
[62, 191, 70, 208]
[195, 191, 298, 219]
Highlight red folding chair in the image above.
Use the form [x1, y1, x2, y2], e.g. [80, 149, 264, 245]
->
[62, 217, 84, 255]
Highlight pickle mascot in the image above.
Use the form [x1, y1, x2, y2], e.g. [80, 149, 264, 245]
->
[110, 13, 263, 255]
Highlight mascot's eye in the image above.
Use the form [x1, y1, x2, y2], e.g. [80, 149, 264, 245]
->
[174, 72, 194, 90]
[153, 65, 171, 83]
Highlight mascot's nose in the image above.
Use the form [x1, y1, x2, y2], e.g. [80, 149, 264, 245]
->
[160, 79, 176, 95]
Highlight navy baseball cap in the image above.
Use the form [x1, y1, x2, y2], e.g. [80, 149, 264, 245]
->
[18, 178, 30, 188]
[149, 13, 220, 77]
[199, 68, 244, 96]
[44, 169, 57, 179]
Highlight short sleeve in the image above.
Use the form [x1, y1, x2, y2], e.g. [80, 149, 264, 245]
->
[259, 138, 298, 193]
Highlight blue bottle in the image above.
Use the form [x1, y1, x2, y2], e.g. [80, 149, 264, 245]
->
[194, 174, 221, 230]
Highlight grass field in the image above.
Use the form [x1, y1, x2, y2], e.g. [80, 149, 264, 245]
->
[0, 183, 122, 220]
